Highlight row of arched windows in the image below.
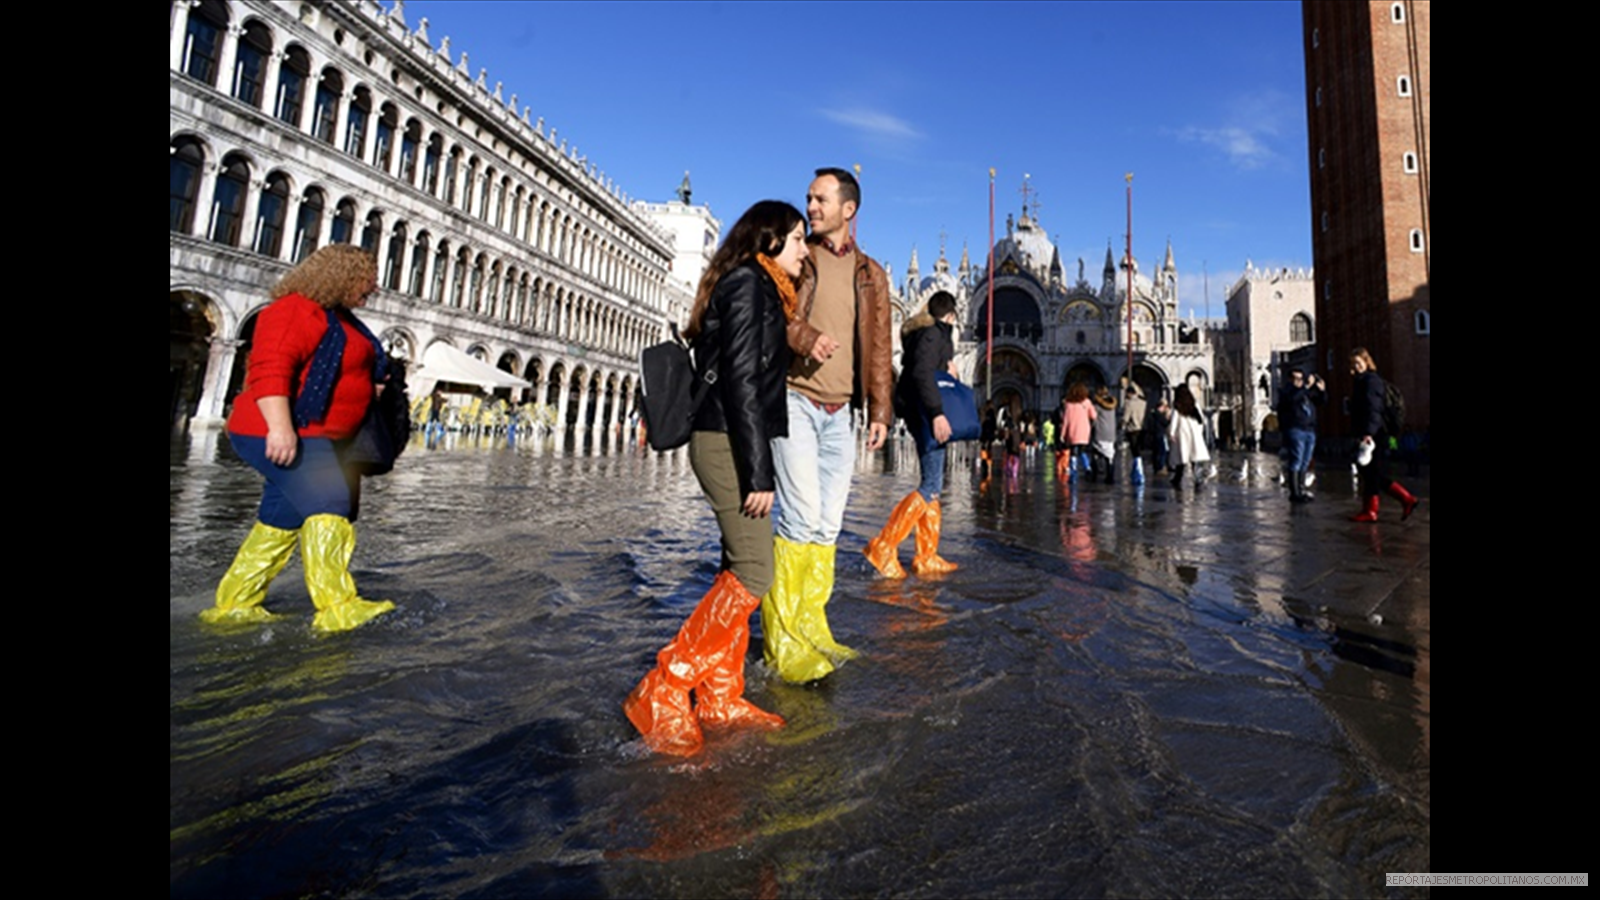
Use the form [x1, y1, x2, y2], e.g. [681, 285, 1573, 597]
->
[172, 0, 670, 311]
[170, 134, 660, 359]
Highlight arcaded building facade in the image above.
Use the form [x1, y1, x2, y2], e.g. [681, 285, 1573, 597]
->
[170, 0, 699, 447]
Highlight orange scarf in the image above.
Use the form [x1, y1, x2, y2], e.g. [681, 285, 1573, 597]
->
[755, 254, 799, 322]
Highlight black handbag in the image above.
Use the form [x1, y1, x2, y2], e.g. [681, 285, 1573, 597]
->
[341, 358, 411, 476]
[638, 324, 715, 452]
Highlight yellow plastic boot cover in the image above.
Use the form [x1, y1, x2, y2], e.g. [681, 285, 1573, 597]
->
[201, 522, 299, 624]
[797, 542, 858, 663]
[762, 537, 839, 683]
[300, 514, 395, 632]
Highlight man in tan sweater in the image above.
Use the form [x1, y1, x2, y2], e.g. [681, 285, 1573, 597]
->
[761, 167, 894, 683]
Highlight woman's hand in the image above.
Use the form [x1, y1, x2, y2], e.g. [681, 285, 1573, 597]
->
[742, 491, 774, 519]
[265, 426, 299, 466]
[932, 414, 952, 444]
[258, 395, 299, 466]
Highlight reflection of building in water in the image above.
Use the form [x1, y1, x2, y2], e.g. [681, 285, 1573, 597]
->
[1211, 263, 1317, 446]
[894, 185, 1214, 425]
[169, 0, 709, 447]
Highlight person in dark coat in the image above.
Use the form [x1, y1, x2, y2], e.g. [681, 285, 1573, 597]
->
[1348, 347, 1419, 522]
[1277, 367, 1325, 502]
[865, 293, 960, 577]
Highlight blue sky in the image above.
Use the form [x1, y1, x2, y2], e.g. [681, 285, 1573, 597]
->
[404, 0, 1310, 318]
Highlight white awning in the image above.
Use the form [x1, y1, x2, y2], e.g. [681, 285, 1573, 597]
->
[412, 342, 531, 392]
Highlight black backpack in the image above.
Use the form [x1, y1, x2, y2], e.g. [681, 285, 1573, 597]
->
[638, 325, 715, 452]
[1383, 380, 1406, 436]
[341, 356, 411, 476]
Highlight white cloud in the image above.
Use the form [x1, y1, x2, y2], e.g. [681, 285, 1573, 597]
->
[1170, 89, 1299, 171]
[819, 108, 925, 142]
[1175, 125, 1276, 170]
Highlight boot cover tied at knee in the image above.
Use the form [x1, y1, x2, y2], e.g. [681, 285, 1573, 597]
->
[202, 521, 299, 624]
[626, 570, 773, 754]
[864, 492, 926, 579]
[763, 538, 853, 683]
[300, 514, 395, 632]
[695, 573, 783, 731]
[912, 498, 958, 576]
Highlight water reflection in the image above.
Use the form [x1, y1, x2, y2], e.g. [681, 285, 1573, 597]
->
[171, 435, 1429, 898]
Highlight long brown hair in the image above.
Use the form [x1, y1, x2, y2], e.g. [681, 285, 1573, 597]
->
[683, 200, 804, 340]
[1350, 346, 1378, 374]
[271, 244, 377, 309]
[1174, 384, 1202, 421]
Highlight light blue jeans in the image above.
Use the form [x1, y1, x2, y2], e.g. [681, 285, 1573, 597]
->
[771, 390, 857, 545]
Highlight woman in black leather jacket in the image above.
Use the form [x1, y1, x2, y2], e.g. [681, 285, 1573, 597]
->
[624, 200, 806, 756]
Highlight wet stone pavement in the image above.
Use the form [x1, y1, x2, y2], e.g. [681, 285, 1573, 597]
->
[170, 431, 1430, 898]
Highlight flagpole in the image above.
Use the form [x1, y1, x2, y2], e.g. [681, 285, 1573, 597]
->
[987, 168, 995, 402]
[851, 163, 861, 244]
[1125, 173, 1134, 383]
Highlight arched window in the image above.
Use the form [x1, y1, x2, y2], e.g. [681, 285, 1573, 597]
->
[312, 69, 342, 143]
[330, 197, 357, 244]
[275, 46, 310, 126]
[422, 135, 442, 195]
[462, 158, 480, 214]
[1403, 151, 1418, 174]
[169, 138, 204, 233]
[399, 119, 421, 185]
[1390, 2, 1406, 23]
[442, 148, 460, 203]
[374, 102, 399, 173]
[384, 221, 407, 289]
[292, 187, 324, 261]
[1414, 309, 1430, 335]
[209, 154, 250, 246]
[1409, 229, 1425, 252]
[470, 255, 487, 313]
[345, 87, 372, 158]
[180, 0, 228, 87]
[254, 172, 292, 257]
[430, 240, 450, 303]
[1397, 75, 1412, 97]
[360, 210, 383, 255]
[486, 262, 503, 317]
[232, 20, 272, 108]
[1289, 313, 1313, 343]
[450, 247, 470, 308]
[408, 231, 429, 296]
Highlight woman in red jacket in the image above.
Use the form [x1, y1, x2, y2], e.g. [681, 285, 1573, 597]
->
[201, 244, 396, 632]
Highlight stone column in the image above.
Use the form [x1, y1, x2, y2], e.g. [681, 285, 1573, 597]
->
[572, 376, 591, 446]
[193, 160, 221, 240]
[218, 23, 243, 98]
[170, 0, 196, 71]
[554, 370, 571, 438]
[332, 90, 352, 158]
[192, 337, 242, 429]
[262, 49, 284, 118]
[242, 178, 267, 253]
[280, 191, 302, 263]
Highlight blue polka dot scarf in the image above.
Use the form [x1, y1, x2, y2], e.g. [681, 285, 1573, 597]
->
[292, 308, 389, 428]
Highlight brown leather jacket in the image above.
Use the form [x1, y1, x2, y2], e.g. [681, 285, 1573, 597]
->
[787, 242, 894, 427]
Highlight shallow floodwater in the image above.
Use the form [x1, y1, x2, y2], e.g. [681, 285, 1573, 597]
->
[170, 430, 1429, 898]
